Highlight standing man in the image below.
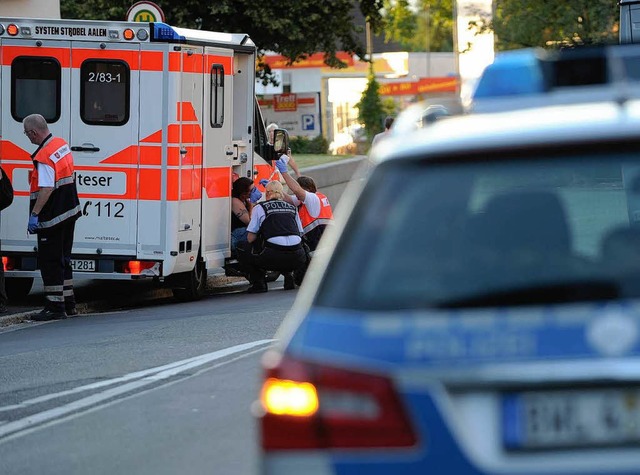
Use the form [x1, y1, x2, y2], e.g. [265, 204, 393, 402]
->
[24, 114, 81, 321]
[371, 116, 395, 149]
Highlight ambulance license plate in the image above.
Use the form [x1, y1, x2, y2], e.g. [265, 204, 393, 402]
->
[71, 259, 96, 272]
[502, 388, 640, 450]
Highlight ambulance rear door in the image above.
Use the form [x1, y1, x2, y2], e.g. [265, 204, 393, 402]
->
[0, 38, 72, 254]
[201, 48, 235, 266]
[69, 41, 140, 261]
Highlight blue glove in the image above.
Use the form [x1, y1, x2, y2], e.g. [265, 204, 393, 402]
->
[259, 179, 269, 187]
[249, 187, 262, 203]
[275, 157, 288, 173]
[28, 214, 39, 234]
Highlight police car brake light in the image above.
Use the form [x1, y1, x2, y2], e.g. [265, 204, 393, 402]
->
[150, 22, 185, 43]
[259, 352, 417, 450]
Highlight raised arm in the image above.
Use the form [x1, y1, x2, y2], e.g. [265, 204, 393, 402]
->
[275, 156, 306, 202]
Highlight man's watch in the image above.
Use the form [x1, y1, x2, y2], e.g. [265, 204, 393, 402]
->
[30, 211, 38, 217]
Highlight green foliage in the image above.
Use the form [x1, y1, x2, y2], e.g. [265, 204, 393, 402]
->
[355, 71, 385, 141]
[384, 0, 454, 52]
[290, 135, 329, 155]
[60, 0, 386, 84]
[381, 97, 398, 117]
[468, 0, 618, 50]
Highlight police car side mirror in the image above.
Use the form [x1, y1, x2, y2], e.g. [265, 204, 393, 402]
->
[273, 129, 289, 155]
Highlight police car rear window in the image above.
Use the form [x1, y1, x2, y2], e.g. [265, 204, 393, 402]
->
[316, 149, 640, 311]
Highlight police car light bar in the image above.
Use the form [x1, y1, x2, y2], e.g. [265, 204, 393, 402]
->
[470, 44, 640, 113]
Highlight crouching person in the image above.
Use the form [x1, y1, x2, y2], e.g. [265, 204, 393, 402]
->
[236, 180, 307, 293]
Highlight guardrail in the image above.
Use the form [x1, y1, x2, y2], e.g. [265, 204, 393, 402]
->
[295, 155, 367, 206]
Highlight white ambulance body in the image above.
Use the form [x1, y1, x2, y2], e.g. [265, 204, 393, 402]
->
[0, 18, 274, 300]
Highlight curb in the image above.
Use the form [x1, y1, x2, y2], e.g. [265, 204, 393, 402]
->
[0, 273, 250, 328]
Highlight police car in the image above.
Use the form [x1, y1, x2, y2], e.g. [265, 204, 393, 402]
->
[255, 45, 640, 474]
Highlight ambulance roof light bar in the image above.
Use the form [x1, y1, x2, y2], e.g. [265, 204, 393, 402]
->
[150, 22, 186, 43]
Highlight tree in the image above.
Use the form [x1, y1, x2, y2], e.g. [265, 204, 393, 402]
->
[384, 0, 454, 52]
[61, 0, 385, 82]
[356, 69, 385, 141]
[469, 0, 618, 50]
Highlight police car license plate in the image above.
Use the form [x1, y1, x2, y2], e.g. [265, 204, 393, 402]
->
[502, 389, 640, 450]
[71, 259, 95, 272]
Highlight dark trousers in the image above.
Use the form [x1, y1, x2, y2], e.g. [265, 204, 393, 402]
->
[236, 241, 307, 284]
[37, 220, 76, 312]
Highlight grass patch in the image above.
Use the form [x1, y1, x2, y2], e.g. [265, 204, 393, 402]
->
[294, 154, 358, 170]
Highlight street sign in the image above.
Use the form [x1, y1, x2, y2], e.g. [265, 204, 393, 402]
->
[126, 1, 165, 23]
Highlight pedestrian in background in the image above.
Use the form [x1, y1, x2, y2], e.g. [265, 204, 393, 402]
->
[24, 114, 81, 321]
[371, 116, 395, 148]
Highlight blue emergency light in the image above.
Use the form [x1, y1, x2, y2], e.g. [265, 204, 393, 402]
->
[473, 49, 544, 99]
[469, 44, 640, 112]
[150, 22, 186, 43]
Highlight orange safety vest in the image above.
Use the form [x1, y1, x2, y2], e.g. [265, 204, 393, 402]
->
[30, 135, 81, 230]
[298, 192, 333, 235]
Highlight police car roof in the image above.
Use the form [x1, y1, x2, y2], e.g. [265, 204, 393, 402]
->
[370, 44, 640, 164]
[371, 97, 640, 164]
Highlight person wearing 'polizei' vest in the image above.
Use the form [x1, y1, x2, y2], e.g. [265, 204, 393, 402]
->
[275, 155, 333, 287]
[235, 180, 307, 293]
[24, 114, 81, 321]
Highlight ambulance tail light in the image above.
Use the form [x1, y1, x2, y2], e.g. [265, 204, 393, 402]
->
[7, 24, 19, 36]
[123, 28, 135, 41]
[259, 352, 417, 450]
[2, 257, 13, 271]
[124, 260, 156, 275]
[150, 22, 186, 43]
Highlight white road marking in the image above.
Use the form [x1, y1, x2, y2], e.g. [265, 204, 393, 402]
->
[0, 339, 274, 439]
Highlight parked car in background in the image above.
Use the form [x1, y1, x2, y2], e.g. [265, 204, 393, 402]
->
[255, 44, 640, 474]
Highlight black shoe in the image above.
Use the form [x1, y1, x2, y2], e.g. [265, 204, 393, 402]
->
[294, 265, 307, 287]
[0, 303, 7, 314]
[66, 307, 78, 317]
[246, 282, 268, 294]
[283, 273, 295, 290]
[31, 309, 67, 321]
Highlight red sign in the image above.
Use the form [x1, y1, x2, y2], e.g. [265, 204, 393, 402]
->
[273, 93, 297, 112]
[261, 52, 355, 69]
[379, 77, 458, 96]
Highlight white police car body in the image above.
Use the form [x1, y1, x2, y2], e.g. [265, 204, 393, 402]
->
[257, 46, 640, 475]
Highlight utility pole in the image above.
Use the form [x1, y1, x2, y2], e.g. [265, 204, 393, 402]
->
[425, 4, 431, 78]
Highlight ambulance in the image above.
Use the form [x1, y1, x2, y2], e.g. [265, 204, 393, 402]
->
[0, 17, 279, 301]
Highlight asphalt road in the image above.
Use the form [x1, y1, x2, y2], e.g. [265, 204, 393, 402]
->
[0, 276, 295, 475]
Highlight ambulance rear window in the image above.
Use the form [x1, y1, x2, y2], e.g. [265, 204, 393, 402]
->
[80, 60, 130, 126]
[11, 57, 61, 123]
[211, 64, 224, 128]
